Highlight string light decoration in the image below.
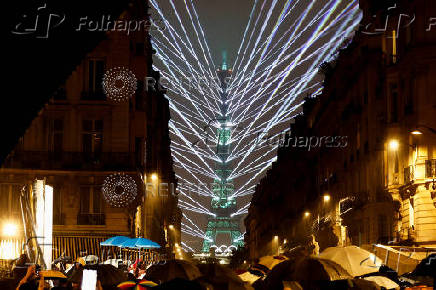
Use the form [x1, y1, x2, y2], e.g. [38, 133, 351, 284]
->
[102, 173, 138, 207]
[102, 66, 137, 102]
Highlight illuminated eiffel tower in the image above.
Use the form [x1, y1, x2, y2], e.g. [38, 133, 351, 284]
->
[202, 51, 243, 253]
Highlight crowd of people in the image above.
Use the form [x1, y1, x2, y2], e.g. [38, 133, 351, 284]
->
[10, 253, 161, 290]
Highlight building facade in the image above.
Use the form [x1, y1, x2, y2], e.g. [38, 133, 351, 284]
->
[245, 0, 436, 261]
[0, 1, 180, 262]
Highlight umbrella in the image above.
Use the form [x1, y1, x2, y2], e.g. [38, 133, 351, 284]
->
[100, 236, 130, 247]
[248, 263, 270, 277]
[258, 255, 288, 271]
[292, 258, 352, 281]
[196, 263, 249, 290]
[153, 278, 204, 290]
[410, 253, 436, 277]
[261, 259, 302, 290]
[321, 278, 382, 289]
[146, 259, 202, 283]
[318, 246, 382, 277]
[238, 271, 262, 285]
[39, 270, 67, 280]
[118, 280, 158, 289]
[262, 257, 351, 290]
[118, 281, 137, 289]
[363, 276, 399, 289]
[138, 279, 158, 287]
[120, 238, 161, 249]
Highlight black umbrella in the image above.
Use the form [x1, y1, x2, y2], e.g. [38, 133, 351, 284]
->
[146, 259, 202, 283]
[196, 263, 248, 290]
[153, 278, 205, 290]
[261, 257, 351, 290]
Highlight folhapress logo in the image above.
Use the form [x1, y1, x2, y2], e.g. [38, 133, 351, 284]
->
[11, 3, 65, 39]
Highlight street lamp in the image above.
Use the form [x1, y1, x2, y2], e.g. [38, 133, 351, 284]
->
[389, 139, 400, 151]
[410, 125, 436, 135]
[323, 194, 331, 202]
[169, 224, 174, 230]
[151, 173, 158, 181]
[2, 223, 17, 237]
[304, 211, 310, 218]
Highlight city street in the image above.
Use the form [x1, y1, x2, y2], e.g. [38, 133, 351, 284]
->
[1, 0, 435, 289]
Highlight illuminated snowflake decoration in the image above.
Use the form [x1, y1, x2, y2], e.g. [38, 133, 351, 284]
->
[102, 173, 137, 207]
[102, 66, 137, 102]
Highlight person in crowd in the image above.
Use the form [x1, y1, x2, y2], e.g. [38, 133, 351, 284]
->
[13, 254, 30, 286]
[16, 265, 50, 290]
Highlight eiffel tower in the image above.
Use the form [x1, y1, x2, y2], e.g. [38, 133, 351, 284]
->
[202, 51, 243, 253]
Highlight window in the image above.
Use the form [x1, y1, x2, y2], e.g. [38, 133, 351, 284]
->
[78, 186, 104, 225]
[82, 120, 103, 157]
[83, 59, 105, 100]
[50, 119, 64, 153]
[80, 186, 103, 214]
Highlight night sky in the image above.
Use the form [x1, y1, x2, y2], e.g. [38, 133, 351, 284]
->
[194, 0, 252, 66]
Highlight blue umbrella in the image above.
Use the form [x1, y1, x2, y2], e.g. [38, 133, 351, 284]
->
[120, 237, 160, 249]
[100, 236, 130, 247]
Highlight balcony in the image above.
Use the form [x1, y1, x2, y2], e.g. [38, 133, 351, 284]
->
[4, 151, 137, 171]
[425, 159, 436, 178]
[77, 213, 105, 225]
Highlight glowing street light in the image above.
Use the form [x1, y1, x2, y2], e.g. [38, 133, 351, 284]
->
[151, 173, 158, 181]
[410, 130, 423, 135]
[2, 223, 18, 237]
[323, 194, 331, 202]
[389, 139, 399, 151]
[169, 225, 174, 230]
[304, 211, 310, 218]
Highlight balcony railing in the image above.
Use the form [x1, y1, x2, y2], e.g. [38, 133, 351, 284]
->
[425, 159, 436, 178]
[77, 213, 105, 225]
[4, 151, 137, 171]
